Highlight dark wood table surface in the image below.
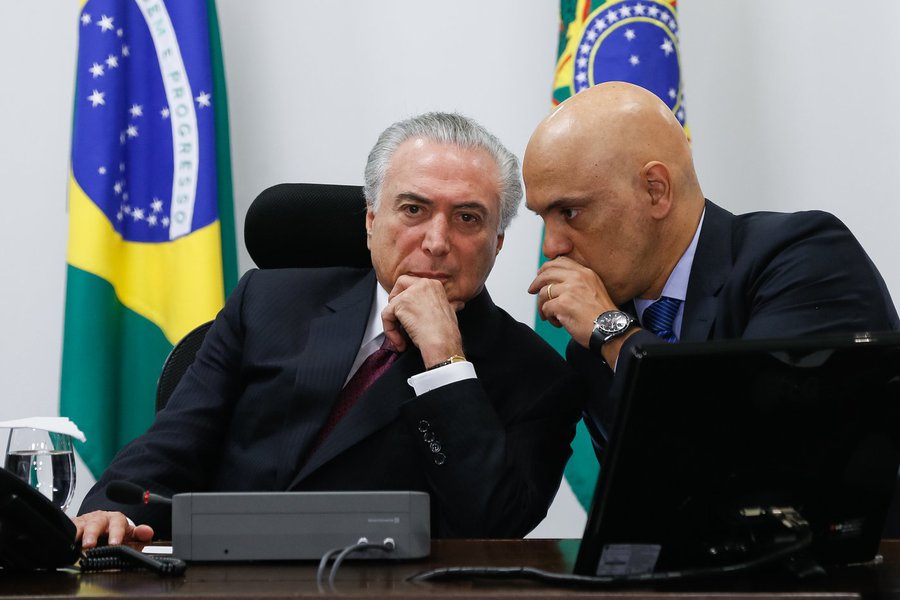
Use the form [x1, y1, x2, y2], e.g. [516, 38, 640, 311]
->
[2, 539, 900, 599]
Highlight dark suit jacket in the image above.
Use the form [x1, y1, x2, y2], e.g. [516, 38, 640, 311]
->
[80, 267, 583, 538]
[570, 200, 900, 444]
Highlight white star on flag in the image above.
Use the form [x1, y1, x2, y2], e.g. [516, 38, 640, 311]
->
[126, 125, 139, 138]
[129, 104, 143, 118]
[98, 166, 107, 175]
[668, 88, 677, 99]
[87, 90, 105, 107]
[151, 198, 163, 212]
[619, 6, 632, 17]
[629, 55, 640, 66]
[89, 63, 105, 78]
[121, 44, 130, 57]
[160, 107, 170, 119]
[660, 39, 674, 56]
[97, 15, 114, 32]
[625, 29, 636, 41]
[634, 3, 646, 15]
[81, 13, 92, 26]
[195, 91, 212, 108]
[147, 215, 158, 226]
[131, 208, 145, 222]
[106, 55, 119, 69]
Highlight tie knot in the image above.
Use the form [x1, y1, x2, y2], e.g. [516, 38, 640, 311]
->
[642, 296, 682, 343]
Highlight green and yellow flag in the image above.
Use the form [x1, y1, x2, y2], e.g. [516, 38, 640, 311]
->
[541, 0, 689, 510]
[61, 0, 237, 479]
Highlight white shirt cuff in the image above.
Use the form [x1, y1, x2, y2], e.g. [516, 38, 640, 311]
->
[407, 361, 476, 395]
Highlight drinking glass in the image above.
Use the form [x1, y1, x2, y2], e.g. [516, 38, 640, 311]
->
[3, 428, 76, 511]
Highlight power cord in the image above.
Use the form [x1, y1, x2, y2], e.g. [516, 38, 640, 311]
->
[410, 506, 814, 588]
[80, 544, 187, 577]
[316, 537, 396, 592]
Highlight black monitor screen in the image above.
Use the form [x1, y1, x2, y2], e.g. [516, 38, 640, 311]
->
[575, 332, 900, 577]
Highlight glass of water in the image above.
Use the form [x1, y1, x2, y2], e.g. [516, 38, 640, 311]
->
[4, 428, 76, 511]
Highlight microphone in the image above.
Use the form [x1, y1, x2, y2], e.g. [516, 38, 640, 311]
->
[106, 480, 173, 505]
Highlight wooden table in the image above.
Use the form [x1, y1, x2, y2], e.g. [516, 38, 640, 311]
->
[2, 539, 899, 598]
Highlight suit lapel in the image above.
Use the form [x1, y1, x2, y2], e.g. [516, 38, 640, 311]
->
[289, 349, 424, 485]
[275, 270, 377, 488]
[682, 201, 733, 342]
[287, 287, 498, 486]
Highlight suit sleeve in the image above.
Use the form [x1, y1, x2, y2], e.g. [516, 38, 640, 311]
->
[398, 361, 583, 538]
[77, 270, 256, 536]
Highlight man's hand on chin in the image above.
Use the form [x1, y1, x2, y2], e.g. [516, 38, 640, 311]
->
[382, 275, 465, 367]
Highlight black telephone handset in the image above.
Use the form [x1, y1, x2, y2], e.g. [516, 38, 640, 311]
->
[0, 466, 80, 570]
[0, 468, 186, 576]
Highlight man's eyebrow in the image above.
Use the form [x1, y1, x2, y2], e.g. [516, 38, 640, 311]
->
[530, 197, 584, 216]
[395, 194, 489, 213]
[395, 192, 432, 205]
[454, 202, 489, 214]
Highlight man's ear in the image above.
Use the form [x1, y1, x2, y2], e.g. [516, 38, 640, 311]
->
[365, 209, 375, 250]
[495, 232, 505, 255]
[641, 161, 673, 219]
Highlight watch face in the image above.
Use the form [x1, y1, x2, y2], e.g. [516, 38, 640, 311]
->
[596, 311, 630, 334]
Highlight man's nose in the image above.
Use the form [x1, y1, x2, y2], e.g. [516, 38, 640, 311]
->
[542, 226, 571, 259]
[422, 217, 451, 256]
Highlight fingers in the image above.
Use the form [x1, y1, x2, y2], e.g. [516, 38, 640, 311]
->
[132, 524, 155, 544]
[383, 276, 463, 366]
[381, 303, 408, 353]
[528, 258, 615, 347]
[72, 511, 154, 549]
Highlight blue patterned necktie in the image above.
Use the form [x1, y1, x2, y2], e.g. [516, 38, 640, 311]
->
[641, 296, 682, 343]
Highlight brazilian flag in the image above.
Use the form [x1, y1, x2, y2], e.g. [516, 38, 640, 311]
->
[541, 0, 688, 510]
[62, 0, 237, 479]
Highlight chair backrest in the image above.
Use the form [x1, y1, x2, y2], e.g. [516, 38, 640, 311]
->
[155, 320, 213, 412]
[245, 182, 371, 269]
[155, 183, 371, 411]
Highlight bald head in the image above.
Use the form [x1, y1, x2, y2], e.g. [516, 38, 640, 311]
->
[525, 81, 699, 200]
[524, 82, 705, 303]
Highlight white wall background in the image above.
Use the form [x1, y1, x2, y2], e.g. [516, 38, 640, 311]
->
[1, 1, 898, 536]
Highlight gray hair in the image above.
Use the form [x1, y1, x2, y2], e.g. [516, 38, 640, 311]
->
[363, 112, 521, 232]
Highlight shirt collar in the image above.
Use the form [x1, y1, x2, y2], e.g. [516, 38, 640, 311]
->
[360, 282, 390, 350]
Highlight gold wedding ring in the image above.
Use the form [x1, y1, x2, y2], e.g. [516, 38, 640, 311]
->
[547, 284, 554, 300]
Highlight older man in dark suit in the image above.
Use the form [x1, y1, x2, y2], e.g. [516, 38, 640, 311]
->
[525, 81, 899, 446]
[75, 112, 583, 546]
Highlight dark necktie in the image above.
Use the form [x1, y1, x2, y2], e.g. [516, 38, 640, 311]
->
[307, 337, 398, 455]
[642, 296, 682, 343]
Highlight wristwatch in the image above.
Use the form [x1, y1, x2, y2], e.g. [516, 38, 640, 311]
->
[589, 310, 636, 353]
[427, 354, 467, 370]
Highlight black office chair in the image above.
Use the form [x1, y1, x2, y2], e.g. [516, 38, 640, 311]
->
[154, 182, 372, 411]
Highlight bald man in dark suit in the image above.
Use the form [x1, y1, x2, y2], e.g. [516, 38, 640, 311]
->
[524, 82, 899, 446]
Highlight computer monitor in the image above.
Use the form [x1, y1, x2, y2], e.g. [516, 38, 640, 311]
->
[575, 332, 900, 577]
